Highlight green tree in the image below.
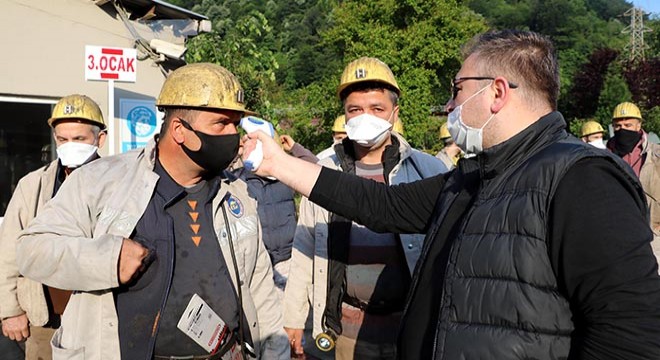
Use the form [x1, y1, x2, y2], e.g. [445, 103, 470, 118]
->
[186, 9, 280, 119]
[466, 0, 630, 116]
[644, 17, 660, 59]
[564, 48, 619, 120]
[296, 0, 487, 150]
[595, 69, 632, 129]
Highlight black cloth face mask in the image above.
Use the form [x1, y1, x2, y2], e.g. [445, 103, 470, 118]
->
[179, 118, 240, 175]
[613, 128, 642, 156]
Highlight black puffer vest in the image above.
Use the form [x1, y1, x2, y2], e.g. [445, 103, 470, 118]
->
[418, 112, 643, 359]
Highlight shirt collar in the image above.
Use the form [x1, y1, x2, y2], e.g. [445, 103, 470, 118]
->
[153, 157, 222, 206]
[477, 111, 568, 180]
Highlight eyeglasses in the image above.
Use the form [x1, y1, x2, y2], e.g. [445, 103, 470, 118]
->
[450, 76, 518, 100]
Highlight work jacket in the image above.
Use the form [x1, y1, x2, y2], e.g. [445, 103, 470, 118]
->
[0, 159, 58, 326]
[16, 139, 288, 360]
[638, 138, 660, 262]
[282, 132, 447, 337]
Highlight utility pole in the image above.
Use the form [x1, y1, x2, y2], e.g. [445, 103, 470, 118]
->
[622, 7, 652, 62]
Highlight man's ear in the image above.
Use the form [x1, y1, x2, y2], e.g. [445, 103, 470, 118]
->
[491, 77, 513, 113]
[392, 105, 400, 123]
[97, 130, 107, 148]
[170, 118, 187, 144]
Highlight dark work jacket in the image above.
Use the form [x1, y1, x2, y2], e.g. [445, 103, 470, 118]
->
[411, 113, 644, 359]
[114, 162, 250, 359]
[235, 170, 296, 265]
[322, 136, 446, 337]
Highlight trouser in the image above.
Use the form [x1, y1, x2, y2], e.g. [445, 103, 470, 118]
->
[0, 333, 25, 360]
[26, 326, 56, 360]
[154, 331, 242, 360]
[154, 346, 242, 360]
[335, 335, 396, 360]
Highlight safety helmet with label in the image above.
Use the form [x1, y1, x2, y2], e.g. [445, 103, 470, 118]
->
[48, 94, 105, 129]
[156, 63, 255, 115]
[332, 115, 346, 133]
[392, 119, 404, 135]
[439, 122, 451, 140]
[337, 57, 400, 98]
[612, 102, 642, 121]
[581, 120, 605, 137]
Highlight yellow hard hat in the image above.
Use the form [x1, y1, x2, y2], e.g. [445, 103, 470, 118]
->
[337, 57, 400, 98]
[332, 115, 346, 133]
[48, 94, 105, 129]
[439, 123, 451, 140]
[581, 120, 605, 137]
[612, 102, 642, 121]
[392, 119, 404, 135]
[156, 63, 255, 115]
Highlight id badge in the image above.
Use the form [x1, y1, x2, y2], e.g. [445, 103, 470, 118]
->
[177, 294, 231, 353]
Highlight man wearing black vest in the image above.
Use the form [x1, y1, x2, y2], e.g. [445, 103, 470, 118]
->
[243, 30, 660, 359]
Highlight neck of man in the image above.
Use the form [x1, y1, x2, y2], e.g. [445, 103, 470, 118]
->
[484, 101, 553, 150]
[352, 134, 392, 165]
[157, 140, 203, 187]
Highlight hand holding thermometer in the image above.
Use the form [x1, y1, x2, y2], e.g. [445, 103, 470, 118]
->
[240, 116, 275, 171]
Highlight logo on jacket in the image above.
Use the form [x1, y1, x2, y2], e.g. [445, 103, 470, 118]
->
[227, 195, 244, 218]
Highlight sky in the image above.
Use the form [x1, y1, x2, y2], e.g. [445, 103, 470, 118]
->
[631, 0, 660, 15]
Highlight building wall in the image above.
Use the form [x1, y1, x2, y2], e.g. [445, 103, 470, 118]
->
[0, 0, 172, 156]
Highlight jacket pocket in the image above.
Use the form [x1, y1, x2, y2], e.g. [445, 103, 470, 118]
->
[51, 327, 85, 360]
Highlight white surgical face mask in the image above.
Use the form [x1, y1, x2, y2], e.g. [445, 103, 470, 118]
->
[345, 113, 393, 149]
[447, 83, 495, 155]
[588, 138, 606, 149]
[56, 142, 98, 168]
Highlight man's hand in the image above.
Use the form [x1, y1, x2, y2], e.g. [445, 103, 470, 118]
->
[242, 131, 322, 197]
[118, 238, 149, 284]
[1, 313, 29, 341]
[284, 327, 305, 358]
[242, 131, 287, 177]
[280, 135, 295, 152]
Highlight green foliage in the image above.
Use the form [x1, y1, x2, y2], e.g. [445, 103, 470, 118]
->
[176, 0, 656, 153]
[594, 66, 631, 128]
[563, 48, 619, 120]
[275, 77, 343, 154]
[466, 0, 631, 122]
[646, 18, 660, 59]
[645, 106, 660, 136]
[313, 0, 487, 149]
[186, 7, 279, 120]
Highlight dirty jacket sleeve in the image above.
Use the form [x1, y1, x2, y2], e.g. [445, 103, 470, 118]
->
[0, 175, 36, 318]
[282, 196, 318, 329]
[250, 221, 289, 359]
[15, 169, 123, 292]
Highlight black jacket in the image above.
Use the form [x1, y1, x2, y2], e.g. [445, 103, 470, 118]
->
[236, 170, 296, 265]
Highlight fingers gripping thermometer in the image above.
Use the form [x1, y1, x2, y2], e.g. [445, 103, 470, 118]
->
[240, 116, 275, 171]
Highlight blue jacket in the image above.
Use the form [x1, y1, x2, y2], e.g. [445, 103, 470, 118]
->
[234, 170, 297, 265]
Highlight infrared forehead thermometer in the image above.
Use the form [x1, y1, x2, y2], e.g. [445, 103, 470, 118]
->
[240, 116, 275, 137]
[240, 116, 275, 171]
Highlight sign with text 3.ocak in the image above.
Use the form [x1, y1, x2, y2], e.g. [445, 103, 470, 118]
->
[85, 46, 137, 82]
